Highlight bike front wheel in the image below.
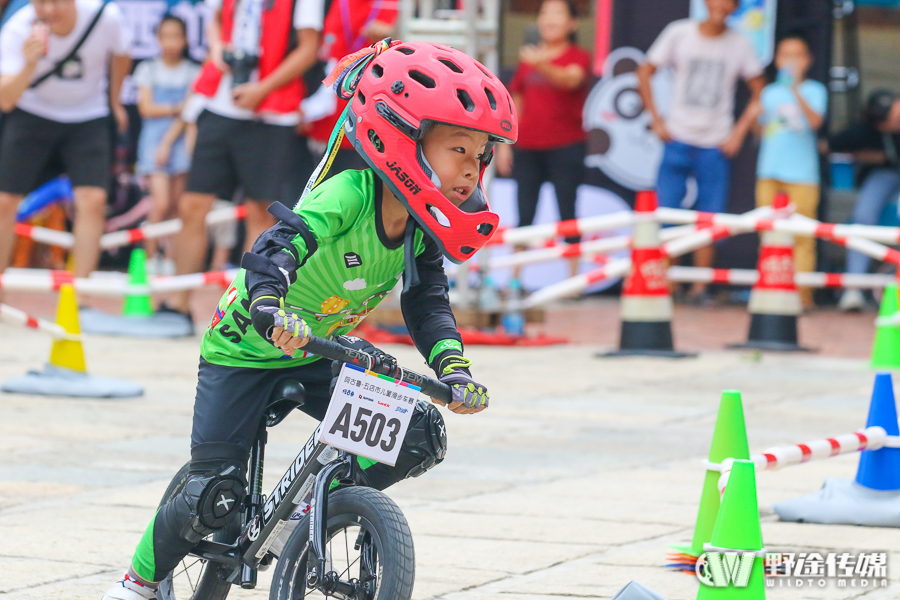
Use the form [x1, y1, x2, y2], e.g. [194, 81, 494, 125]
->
[269, 487, 415, 600]
[156, 462, 240, 600]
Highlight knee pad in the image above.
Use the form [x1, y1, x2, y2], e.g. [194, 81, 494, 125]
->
[395, 400, 448, 479]
[171, 443, 248, 544]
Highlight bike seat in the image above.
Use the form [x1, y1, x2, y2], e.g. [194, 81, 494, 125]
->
[264, 379, 305, 428]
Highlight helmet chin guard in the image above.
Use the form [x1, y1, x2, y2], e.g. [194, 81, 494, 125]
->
[341, 41, 517, 263]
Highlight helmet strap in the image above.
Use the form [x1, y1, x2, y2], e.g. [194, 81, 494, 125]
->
[295, 101, 353, 207]
[416, 144, 442, 188]
[401, 218, 420, 294]
[296, 38, 397, 207]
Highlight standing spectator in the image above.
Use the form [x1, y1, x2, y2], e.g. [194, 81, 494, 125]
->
[133, 14, 200, 274]
[301, 0, 397, 177]
[495, 0, 590, 277]
[0, 0, 131, 279]
[637, 0, 765, 303]
[163, 0, 324, 322]
[832, 90, 900, 311]
[755, 34, 827, 310]
[0, 0, 28, 32]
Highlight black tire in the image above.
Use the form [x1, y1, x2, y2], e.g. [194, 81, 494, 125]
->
[155, 462, 240, 600]
[269, 487, 415, 600]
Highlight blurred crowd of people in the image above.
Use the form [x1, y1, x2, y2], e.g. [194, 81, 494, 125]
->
[3, 0, 900, 314]
[0, 0, 396, 322]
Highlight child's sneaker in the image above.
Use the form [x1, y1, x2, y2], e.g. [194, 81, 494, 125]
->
[101, 572, 157, 600]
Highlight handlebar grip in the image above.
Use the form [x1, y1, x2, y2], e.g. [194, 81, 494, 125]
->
[302, 336, 453, 404]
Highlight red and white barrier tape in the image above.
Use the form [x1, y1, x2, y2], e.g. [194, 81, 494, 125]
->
[708, 426, 900, 497]
[667, 266, 896, 289]
[489, 211, 639, 247]
[17, 200, 900, 253]
[0, 268, 239, 296]
[660, 206, 779, 259]
[0, 302, 79, 340]
[522, 258, 633, 308]
[15, 205, 247, 250]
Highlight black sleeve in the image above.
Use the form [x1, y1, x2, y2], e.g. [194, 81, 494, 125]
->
[829, 123, 884, 153]
[400, 234, 462, 369]
[242, 203, 318, 300]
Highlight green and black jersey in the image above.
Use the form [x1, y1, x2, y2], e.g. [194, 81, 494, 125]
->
[200, 169, 462, 370]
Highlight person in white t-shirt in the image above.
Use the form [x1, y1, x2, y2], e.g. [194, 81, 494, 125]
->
[0, 0, 131, 279]
[158, 0, 324, 325]
[637, 0, 765, 301]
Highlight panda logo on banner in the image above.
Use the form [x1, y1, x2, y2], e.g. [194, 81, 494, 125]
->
[583, 47, 673, 192]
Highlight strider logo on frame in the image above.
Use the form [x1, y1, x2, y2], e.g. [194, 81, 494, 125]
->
[262, 424, 323, 524]
[344, 252, 362, 268]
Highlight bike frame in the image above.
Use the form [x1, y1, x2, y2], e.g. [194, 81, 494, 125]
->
[180, 336, 452, 594]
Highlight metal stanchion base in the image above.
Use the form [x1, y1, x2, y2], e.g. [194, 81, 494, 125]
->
[728, 313, 814, 352]
[599, 321, 697, 359]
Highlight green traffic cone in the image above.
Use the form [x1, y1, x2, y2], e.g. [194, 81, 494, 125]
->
[123, 249, 153, 317]
[697, 459, 765, 599]
[688, 390, 750, 558]
[872, 284, 900, 369]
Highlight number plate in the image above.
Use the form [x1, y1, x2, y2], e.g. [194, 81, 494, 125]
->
[318, 364, 419, 466]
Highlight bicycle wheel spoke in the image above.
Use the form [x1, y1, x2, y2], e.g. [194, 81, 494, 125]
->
[184, 561, 196, 593]
[172, 558, 202, 581]
[344, 528, 350, 576]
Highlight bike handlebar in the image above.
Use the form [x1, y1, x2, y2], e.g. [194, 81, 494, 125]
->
[302, 336, 453, 404]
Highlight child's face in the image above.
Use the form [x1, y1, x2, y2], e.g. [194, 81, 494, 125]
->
[159, 20, 187, 60]
[421, 124, 489, 207]
[537, 0, 576, 45]
[704, 0, 739, 26]
[775, 39, 811, 78]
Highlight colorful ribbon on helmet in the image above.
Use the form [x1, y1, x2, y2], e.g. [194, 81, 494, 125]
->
[295, 38, 399, 206]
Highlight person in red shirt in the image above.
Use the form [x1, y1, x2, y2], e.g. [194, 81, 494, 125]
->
[301, 0, 397, 176]
[496, 0, 590, 264]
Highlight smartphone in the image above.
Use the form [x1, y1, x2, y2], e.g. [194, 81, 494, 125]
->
[31, 21, 49, 56]
[523, 25, 540, 47]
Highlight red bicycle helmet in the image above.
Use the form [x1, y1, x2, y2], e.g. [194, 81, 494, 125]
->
[342, 41, 518, 263]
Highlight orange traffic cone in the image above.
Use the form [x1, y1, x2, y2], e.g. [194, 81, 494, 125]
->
[732, 192, 809, 352]
[605, 190, 693, 357]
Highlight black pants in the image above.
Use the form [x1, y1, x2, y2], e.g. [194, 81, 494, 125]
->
[512, 143, 585, 244]
[187, 111, 312, 205]
[0, 109, 111, 194]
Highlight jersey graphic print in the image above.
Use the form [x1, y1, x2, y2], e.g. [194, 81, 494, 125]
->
[683, 58, 725, 110]
[344, 252, 362, 267]
[210, 285, 240, 330]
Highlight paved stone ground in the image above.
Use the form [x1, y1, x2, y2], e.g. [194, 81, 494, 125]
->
[0, 296, 897, 599]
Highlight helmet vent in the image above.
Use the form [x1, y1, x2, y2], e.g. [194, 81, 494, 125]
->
[477, 64, 490, 77]
[358, 90, 366, 105]
[477, 223, 494, 236]
[397, 46, 415, 55]
[456, 89, 475, 112]
[409, 70, 436, 89]
[461, 246, 475, 255]
[367, 129, 385, 153]
[438, 58, 463, 73]
[427, 205, 452, 228]
[484, 87, 497, 110]
[371, 64, 384, 78]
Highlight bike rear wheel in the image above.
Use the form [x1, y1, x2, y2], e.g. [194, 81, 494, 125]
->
[269, 487, 415, 600]
[156, 462, 240, 600]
